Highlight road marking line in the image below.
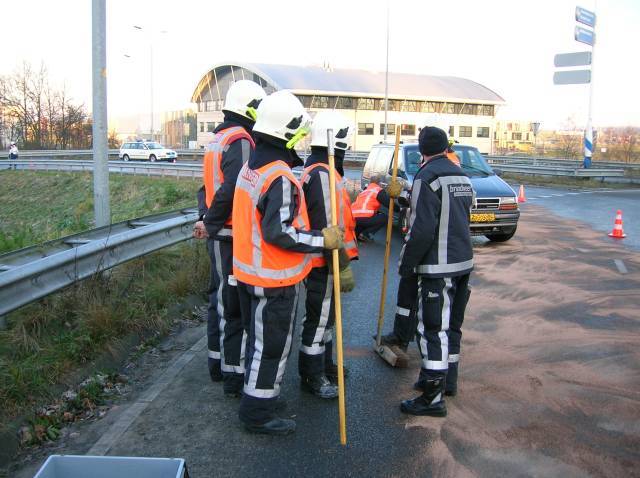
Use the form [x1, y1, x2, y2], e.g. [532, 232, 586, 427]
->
[539, 195, 552, 198]
[87, 334, 207, 456]
[614, 259, 628, 275]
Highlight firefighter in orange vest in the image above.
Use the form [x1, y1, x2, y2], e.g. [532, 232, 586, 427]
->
[351, 176, 402, 242]
[193, 80, 266, 393]
[232, 90, 343, 435]
[298, 111, 358, 399]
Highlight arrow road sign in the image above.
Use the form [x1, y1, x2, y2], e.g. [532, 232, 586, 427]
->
[575, 26, 595, 46]
[576, 6, 596, 28]
[553, 70, 591, 85]
[554, 51, 592, 67]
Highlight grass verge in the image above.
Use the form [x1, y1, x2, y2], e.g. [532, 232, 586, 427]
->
[0, 170, 208, 442]
[0, 170, 199, 253]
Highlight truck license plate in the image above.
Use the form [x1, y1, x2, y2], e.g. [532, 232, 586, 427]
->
[471, 213, 495, 223]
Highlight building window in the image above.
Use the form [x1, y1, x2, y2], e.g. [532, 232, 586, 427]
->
[336, 97, 356, 109]
[461, 104, 477, 115]
[379, 124, 396, 135]
[512, 132, 522, 141]
[206, 122, 216, 133]
[444, 103, 456, 114]
[477, 127, 490, 138]
[401, 124, 416, 136]
[199, 122, 205, 133]
[479, 105, 494, 116]
[358, 123, 374, 135]
[459, 126, 473, 137]
[312, 96, 337, 108]
[296, 95, 313, 108]
[402, 101, 418, 112]
[449, 126, 455, 137]
[357, 98, 375, 110]
[421, 101, 438, 113]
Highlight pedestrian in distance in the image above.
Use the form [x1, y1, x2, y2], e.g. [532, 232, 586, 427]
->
[231, 90, 344, 436]
[193, 80, 267, 396]
[8, 142, 18, 160]
[351, 175, 402, 242]
[298, 111, 358, 399]
[398, 126, 474, 417]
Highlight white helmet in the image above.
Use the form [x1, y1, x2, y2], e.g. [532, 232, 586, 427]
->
[222, 80, 267, 122]
[310, 110, 352, 151]
[253, 90, 311, 149]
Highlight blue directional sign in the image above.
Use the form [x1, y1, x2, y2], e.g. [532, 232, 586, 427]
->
[575, 26, 595, 46]
[576, 6, 596, 28]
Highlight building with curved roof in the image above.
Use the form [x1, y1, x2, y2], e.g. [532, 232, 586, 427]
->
[191, 63, 505, 152]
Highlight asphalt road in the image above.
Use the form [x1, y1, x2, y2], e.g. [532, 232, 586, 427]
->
[518, 185, 639, 251]
[13, 205, 640, 478]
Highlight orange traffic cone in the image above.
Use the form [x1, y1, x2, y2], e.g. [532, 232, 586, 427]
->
[608, 210, 627, 239]
[517, 185, 527, 203]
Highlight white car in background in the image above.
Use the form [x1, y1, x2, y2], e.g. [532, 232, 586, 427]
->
[119, 141, 178, 163]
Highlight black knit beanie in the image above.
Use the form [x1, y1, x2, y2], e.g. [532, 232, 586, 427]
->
[418, 127, 449, 156]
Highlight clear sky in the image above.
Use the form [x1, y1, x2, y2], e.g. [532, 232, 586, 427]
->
[3, 0, 639, 131]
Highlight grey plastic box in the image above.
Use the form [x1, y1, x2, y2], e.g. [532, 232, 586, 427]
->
[34, 455, 188, 478]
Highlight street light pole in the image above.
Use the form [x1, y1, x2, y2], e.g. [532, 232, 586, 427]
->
[91, 0, 110, 227]
[383, 0, 390, 142]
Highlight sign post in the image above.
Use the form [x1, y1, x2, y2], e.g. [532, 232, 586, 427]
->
[553, 5, 596, 168]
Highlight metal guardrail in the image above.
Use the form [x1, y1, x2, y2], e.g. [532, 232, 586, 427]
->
[486, 155, 640, 173]
[0, 159, 204, 179]
[491, 163, 625, 177]
[0, 149, 371, 162]
[0, 208, 199, 317]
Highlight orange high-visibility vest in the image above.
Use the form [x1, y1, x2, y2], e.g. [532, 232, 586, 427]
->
[351, 183, 382, 218]
[300, 163, 358, 267]
[232, 160, 312, 288]
[446, 150, 460, 166]
[203, 126, 255, 226]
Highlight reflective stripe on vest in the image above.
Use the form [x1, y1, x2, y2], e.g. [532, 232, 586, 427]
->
[232, 161, 312, 287]
[301, 163, 359, 267]
[351, 183, 382, 218]
[203, 126, 255, 226]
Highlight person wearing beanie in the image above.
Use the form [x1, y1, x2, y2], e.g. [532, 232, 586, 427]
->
[397, 126, 474, 417]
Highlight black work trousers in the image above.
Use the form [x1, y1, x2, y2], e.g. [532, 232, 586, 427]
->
[206, 239, 245, 389]
[299, 267, 334, 377]
[238, 282, 300, 425]
[416, 273, 470, 379]
[393, 274, 419, 344]
[355, 212, 387, 237]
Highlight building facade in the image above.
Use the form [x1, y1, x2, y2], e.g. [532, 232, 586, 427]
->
[191, 63, 505, 153]
[494, 120, 537, 153]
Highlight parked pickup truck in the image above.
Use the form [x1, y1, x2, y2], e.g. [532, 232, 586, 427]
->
[361, 142, 520, 242]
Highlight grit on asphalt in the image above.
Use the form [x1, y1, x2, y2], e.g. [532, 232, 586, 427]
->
[13, 205, 640, 478]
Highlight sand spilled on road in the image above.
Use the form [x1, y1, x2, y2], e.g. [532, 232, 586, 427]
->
[400, 207, 640, 477]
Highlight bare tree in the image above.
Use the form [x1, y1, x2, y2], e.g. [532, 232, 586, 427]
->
[0, 62, 91, 149]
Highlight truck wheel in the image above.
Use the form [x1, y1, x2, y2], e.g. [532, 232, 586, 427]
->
[485, 228, 517, 242]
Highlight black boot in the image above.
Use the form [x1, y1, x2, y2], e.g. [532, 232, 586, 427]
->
[223, 373, 244, 398]
[300, 374, 339, 399]
[325, 362, 349, 384]
[244, 418, 296, 436]
[401, 377, 447, 417]
[208, 358, 222, 382]
[445, 363, 458, 397]
[324, 341, 349, 384]
[376, 333, 408, 352]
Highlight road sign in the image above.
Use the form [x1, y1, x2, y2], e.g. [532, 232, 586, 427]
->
[576, 6, 596, 28]
[553, 70, 591, 85]
[575, 26, 595, 46]
[554, 51, 592, 67]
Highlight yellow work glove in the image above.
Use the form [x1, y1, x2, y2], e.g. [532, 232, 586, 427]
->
[339, 266, 355, 293]
[386, 178, 403, 198]
[322, 225, 344, 250]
